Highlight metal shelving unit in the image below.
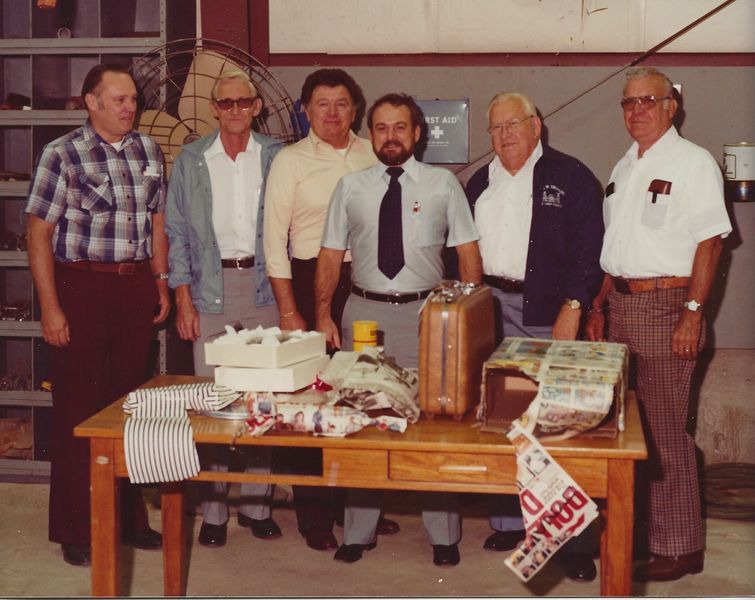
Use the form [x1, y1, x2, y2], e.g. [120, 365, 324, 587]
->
[0, 0, 170, 480]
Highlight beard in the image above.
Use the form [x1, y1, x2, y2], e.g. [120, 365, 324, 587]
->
[376, 141, 414, 166]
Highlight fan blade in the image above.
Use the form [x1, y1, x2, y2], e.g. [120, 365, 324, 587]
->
[137, 109, 193, 179]
[177, 50, 245, 134]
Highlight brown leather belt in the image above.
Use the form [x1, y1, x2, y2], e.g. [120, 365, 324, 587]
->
[351, 285, 431, 304]
[483, 274, 524, 294]
[221, 256, 254, 269]
[612, 275, 690, 294]
[59, 260, 147, 275]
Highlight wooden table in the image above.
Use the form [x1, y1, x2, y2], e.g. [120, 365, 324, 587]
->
[74, 375, 647, 597]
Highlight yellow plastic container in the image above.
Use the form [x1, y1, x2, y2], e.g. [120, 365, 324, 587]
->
[353, 320, 378, 351]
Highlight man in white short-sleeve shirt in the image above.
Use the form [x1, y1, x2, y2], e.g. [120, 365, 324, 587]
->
[587, 66, 731, 583]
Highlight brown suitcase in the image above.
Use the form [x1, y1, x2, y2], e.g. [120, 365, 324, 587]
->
[419, 281, 496, 418]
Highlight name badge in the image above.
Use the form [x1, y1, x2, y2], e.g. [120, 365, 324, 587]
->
[144, 164, 160, 178]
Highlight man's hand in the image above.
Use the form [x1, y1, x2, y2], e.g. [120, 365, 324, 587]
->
[41, 305, 70, 347]
[584, 311, 606, 342]
[153, 283, 171, 324]
[174, 285, 200, 341]
[317, 316, 341, 349]
[280, 310, 308, 332]
[551, 305, 581, 340]
[672, 310, 703, 360]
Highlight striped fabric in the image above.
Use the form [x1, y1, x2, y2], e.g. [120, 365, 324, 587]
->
[123, 383, 239, 484]
[606, 287, 704, 556]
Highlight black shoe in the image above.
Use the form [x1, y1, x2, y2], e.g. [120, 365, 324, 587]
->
[333, 542, 377, 563]
[565, 552, 597, 582]
[124, 527, 162, 550]
[238, 514, 282, 539]
[433, 543, 460, 566]
[198, 522, 227, 547]
[303, 529, 339, 551]
[483, 530, 525, 551]
[62, 543, 91, 566]
[376, 516, 400, 535]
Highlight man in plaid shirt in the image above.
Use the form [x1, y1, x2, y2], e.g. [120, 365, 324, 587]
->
[25, 63, 170, 567]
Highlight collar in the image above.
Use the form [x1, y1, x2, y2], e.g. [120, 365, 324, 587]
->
[627, 126, 679, 160]
[488, 140, 543, 182]
[308, 128, 367, 155]
[381, 155, 419, 182]
[82, 120, 136, 152]
[204, 131, 259, 160]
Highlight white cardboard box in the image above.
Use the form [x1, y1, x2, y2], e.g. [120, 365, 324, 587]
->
[214, 354, 331, 392]
[204, 331, 326, 368]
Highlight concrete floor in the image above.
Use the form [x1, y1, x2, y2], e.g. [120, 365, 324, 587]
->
[0, 483, 753, 597]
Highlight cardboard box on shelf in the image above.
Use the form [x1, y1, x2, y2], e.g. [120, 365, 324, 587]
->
[0, 417, 33, 457]
[480, 337, 628, 439]
[214, 354, 331, 393]
[204, 331, 326, 369]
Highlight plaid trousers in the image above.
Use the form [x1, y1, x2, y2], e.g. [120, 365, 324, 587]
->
[607, 287, 704, 557]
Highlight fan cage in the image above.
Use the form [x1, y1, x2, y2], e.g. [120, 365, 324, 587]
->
[130, 38, 303, 146]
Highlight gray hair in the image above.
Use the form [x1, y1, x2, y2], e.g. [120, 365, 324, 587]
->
[486, 92, 537, 121]
[211, 69, 257, 100]
[625, 66, 674, 96]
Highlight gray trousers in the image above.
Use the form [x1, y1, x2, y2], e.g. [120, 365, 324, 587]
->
[195, 267, 278, 526]
[489, 288, 596, 553]
[341, 293, 461, 546]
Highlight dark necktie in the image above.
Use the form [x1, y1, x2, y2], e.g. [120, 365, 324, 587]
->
[378, 166, 405, 279]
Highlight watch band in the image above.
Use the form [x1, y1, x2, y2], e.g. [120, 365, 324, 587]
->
[154, 272, 169, 281]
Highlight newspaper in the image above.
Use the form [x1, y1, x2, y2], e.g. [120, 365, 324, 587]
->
[503, 420, 599, 582]
[483, 337, 627, 439]
[320, 347, 420, 422]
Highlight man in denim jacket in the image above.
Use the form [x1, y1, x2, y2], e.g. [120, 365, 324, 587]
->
[165, 69, 283, 548]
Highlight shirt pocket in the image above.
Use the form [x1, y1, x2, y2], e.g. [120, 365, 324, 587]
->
[640, 188, 673, 229]
[78, 173, 114, 213]
[415, 215, 447, 248]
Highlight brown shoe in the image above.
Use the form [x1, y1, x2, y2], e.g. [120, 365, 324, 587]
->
[634, 550, 704, 582]
[304, 529, 339, 551]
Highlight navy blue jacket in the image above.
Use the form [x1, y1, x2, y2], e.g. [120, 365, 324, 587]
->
[465, 146, 604, 326]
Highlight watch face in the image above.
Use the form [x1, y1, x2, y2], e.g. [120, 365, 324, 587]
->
[685, 300, 701, 311]
[565, 299, 581, 309]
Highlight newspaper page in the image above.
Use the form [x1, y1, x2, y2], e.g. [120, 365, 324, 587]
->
[503, 419, 599, 582]
[320, 347, 420, 422]
[485, 337, 627, 438]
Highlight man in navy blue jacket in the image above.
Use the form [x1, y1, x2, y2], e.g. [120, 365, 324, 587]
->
[465, 91, 604, 582]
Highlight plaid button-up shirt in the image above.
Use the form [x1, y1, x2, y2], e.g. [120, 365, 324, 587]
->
[25, 121, 166, 262]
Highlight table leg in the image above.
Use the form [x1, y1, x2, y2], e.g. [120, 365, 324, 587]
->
[602, 459, 635, 596]
[90, 438, 121, 596]
[160, 481, 187, 596]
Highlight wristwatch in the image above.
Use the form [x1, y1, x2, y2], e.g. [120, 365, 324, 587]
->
[154, 272, 169, 281]
[563, 298, 581, 310]
[683, 299, 703, 312]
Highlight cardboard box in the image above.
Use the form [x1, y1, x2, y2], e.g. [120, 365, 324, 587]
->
[205, 331, 326, 369]
[214, 354, 331, 392]
[480, 337, 628, 439]
[0, 417, 33, 457]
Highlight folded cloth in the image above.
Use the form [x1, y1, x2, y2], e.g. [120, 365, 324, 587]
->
[122, 383, 239, 484]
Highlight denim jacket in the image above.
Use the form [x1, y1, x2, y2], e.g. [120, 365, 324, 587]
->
[165, 130, 283, 313]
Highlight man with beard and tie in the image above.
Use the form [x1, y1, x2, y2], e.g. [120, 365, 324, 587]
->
[315, 93, 482, 566]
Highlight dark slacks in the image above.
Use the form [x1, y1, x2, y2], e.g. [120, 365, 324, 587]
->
[284, 258, 351, 534]
[48, 263, 158, 545]
[607, 286, 704, 557]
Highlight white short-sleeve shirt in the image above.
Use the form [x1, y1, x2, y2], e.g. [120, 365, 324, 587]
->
[600, 127, 731, 278]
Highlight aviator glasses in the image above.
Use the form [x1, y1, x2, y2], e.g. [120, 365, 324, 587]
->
[620, 95, 672, 111]
[213, 96, 256, 111]
[487, 115, 534, 135]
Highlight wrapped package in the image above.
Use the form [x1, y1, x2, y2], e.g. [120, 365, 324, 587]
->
[320, 347, 420, 422]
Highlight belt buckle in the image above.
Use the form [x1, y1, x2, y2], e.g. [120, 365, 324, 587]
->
[235, 258, 244, 270]
[117, 262, 136, 275]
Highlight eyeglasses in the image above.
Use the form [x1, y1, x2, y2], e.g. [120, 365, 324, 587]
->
[486, 115, 534, 135]
[213, 97, 257, 111]
[620, 95, 672, 111]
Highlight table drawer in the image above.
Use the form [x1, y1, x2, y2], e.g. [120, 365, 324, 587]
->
[390, 451, 516, 486]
